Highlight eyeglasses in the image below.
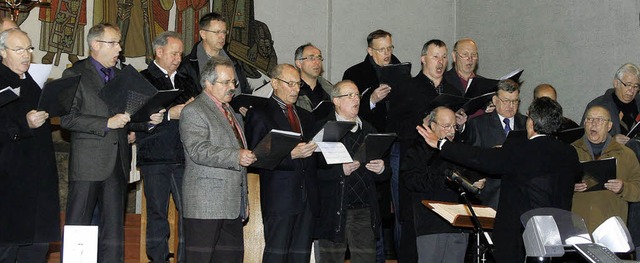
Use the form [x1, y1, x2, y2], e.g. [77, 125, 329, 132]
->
[370, 45, 394, 53]
[5, 46, 34, 55]
[617, 78, 640, 90]
[96, 40, 122, 48]
[215, 79, 239, 87]
[584, 117, 610, 125]
[432, 121, 457, 131]
[496, 96, 520, 106]
[456, 51, 478, 60]
[334, 93, 362, 99]
[201, 29, 229, 35]
[274, 77, 303, 88]
[298, 55, 324, 62]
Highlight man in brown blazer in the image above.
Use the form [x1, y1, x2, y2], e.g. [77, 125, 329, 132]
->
[179, 55, 256, 262]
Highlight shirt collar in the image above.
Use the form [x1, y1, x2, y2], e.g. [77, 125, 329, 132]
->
[335, 112, 362, 132]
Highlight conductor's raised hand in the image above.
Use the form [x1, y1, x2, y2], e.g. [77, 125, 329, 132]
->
[416, 123, 439, 148]
[291, 142, 317, 159]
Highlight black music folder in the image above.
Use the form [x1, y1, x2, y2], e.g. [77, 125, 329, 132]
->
[37, 74, 81, 117]
[465, 77, 498, 98]
[581, 157, 616, 192]
[556, 127, 584, 144]
[98, 65, 158, 115]
[230, 93, 268, 112]
[0, 86, 19, 107]
[426, 92, 494, 114]
[380, 62, 412, 87]
[313, 121, 357, 142]
[130, 89, 184, 122]
[250, 129, 302, 170]
[312, 100, 333, 119]
[353, 133, 397, 163]
[627, 121, 640, 139]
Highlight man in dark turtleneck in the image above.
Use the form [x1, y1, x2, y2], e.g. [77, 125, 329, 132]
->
[582, 63, 640, 154]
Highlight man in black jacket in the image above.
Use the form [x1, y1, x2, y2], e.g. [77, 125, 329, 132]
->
[177, 12, 250, 113]
[315, 80, 389, 263]
[417, 97, 582, 262]
[137, 31, 199, 263]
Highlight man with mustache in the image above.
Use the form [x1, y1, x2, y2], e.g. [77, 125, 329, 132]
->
[60, 23, 165, 262]
[0, 28, 60, 263]
[314, 80, 388, 262]
[137, 31, 199, 263]
[293, 43, 332, 116]
[178, 12, 250, 112]
[401, 106, 484, 262]
[245, 64, 319, 262]
[444, 38, 481, 95]
[179, 56, 256, 262]
[571, 105, 640, 233]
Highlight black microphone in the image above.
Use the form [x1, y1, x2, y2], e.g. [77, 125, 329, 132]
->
[445, 168, 480, 195]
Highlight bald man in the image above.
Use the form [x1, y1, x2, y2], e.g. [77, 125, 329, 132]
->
[444, 38, 482, 95]
[533, 83, 578, 130]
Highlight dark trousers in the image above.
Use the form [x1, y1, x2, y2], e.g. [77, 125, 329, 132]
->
[0, 243, 49, 263]
[262, 202, 314, 263]
[317, 208, 376, 263]
[142, 163, 185, 263]
[65, 167, 126, 263]
[398, 219, 417, 263]
[184, 217, 244, 263]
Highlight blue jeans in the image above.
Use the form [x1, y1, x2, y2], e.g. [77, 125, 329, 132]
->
[142, 163, 185, 263]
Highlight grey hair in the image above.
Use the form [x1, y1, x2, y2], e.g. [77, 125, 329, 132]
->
[152, 31, 182, 54]
[615, 63, 640, 81]
[87, 23, 120, 50]
[0, 28, 26, 50]
[200, 56, 234, 87]
[496, 79, 520, 93]
[331, 80, 357, 99]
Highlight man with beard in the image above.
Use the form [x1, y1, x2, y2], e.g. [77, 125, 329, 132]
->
[60, 23, 165, 262]
[572, 106, 640, 232]
[417, 97, 581, 262]
[293, 43, 332, 115]
[0, 28, 60, 263]
[444, 38, 481, 95]
[401, 106, 484, 262]
[314, 80, 388, 262]
[245, 64, 319, 262]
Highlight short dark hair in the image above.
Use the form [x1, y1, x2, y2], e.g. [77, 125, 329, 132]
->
[87, 23, 120, 49]
[421, 39, 446, 56]
[152, 31, 181, 54]
[294, 43, 315, 61]
[201, 56, 234, 87]
[199, 12, 226, 29]
[497, 79, 520, 93]
[366, 29, 392, 47]
[528, 97, 563, 134]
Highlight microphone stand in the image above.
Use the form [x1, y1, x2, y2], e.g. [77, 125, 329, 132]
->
[453, 181, 493, 263]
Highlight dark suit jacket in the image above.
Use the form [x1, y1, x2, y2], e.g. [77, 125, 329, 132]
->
[439, 135, 581, 263]
[0, 63, 60, 243]
[342, 54, 401, 132]
[463, 111, 527, 148]
[244, 97, 319, 217]
[443, 67, 484, 95]
[60, 58, 147, 181]
[136, 62, 199, 165]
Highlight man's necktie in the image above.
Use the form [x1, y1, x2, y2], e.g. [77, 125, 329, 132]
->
[286, 104, 301, 133]
[100, 67, 111, 83]
[503, 118, 512, 135]
[223, 104, 245, 148]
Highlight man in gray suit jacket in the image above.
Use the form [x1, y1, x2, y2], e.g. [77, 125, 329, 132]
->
[60, 23, 165, 262]
[179, 56, 256, 262]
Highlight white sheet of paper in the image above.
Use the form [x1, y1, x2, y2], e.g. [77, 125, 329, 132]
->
[311, 128, 325, 152]
[129, 144, 140, 183]
[63, 225, 98, 263]
[316, 142, 353, 164]
[28, 63, 53, 89]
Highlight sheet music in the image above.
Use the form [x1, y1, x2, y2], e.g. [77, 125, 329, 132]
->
[316, 142, 353, 164]
[28, 63, 53, 89]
